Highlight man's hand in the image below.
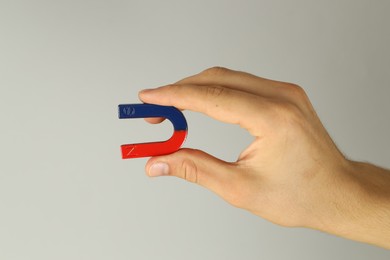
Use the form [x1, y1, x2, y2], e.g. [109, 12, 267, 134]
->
[139, 67, 390, 249]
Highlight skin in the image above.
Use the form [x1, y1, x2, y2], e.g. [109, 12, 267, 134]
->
[138, 67, 390, 249]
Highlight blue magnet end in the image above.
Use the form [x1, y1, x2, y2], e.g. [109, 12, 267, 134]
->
[118, 103, 187, 131]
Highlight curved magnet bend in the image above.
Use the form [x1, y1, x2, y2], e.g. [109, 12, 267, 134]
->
[118, 103, 188, 159]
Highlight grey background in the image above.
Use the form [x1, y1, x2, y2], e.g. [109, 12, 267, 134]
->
[0, 0, 389, 259]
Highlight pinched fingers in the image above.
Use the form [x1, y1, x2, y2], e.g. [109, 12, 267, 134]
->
[139, 67, 314, 133]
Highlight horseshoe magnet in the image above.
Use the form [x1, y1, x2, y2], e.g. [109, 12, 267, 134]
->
[118, 103, 188, 159]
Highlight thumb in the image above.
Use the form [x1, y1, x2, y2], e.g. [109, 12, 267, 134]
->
[145, 148, 236, 196]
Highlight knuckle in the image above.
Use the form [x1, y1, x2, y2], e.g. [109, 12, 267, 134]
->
[275, 83, 313, 119]
[282, 83, 308, 101]
[205, 85, 225, 99]
[204, 86, 227, 114]
[201, 66, 230, 77]
[180, 159, 198, 184]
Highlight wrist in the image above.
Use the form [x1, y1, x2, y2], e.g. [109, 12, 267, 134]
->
[315, 160, 390, 248]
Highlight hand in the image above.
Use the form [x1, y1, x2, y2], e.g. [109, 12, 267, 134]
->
[139, 67, 390, 248]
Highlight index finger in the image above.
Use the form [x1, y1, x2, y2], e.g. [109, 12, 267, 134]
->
[176, 67, 283, 98]
[138, 84, 274, 135]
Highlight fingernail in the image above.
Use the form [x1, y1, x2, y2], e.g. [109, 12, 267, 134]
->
[149, 162, 169, 177]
